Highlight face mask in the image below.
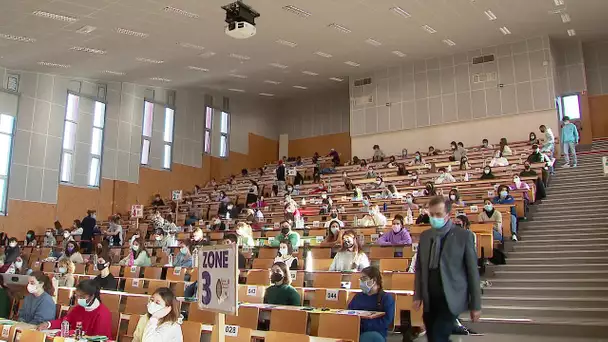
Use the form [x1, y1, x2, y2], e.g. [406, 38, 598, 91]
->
[525, 165, 531, 170]
[279, 248, 289, 256]
[193, 235, 202, 241]
[429, 216, 446, 229]
[330, 213, 337, 219]
[531, 136, 536, 140]
[534, 149, 540, 153]
[77, 298, 91, 307]
[15, 261, 23, 269]
[147, 302, 165, 315]
[97, 263, 107, 271]
[45, 232, 51, 236]
[58, 267, 67, 274]
[330, 227, 339, 235]
[91, 214, 96, 219]
[27, 284, 39, 294]
[67, 247, 74, 252]
[439, 173, 444, 177]
[376, 180, 382, 185]
[451, 146, 456, 150]
[343, 240, 353, 248]
[359, 279, 374, 294]
[484, 204, 493, 211]
[450, 195, 456, 201]
[406, 198, 413, 204]
[64, 233, 70, 238]
[155, 236, 163, 241]
[416, 155, 420, 160]
[484, 169, 490, 174]
[132, 245, 140, 252]
[392, 225, 402, 233]
[500, 191, 508, 198]
[514, 178, 521, 185]
[270, 272, 284, 283]
[281, 228, 290, 235]
[180, 247, 189, 254]
[9, 242, 16, 248]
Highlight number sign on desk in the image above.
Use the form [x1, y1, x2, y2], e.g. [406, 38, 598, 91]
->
[2, 325, 10, 338]
[225, 325, 239, 337]
[247, 286, 257, 296]
[325, 289, 339, 301]
[197, 244, 238, 314]
[370, 234, 379, 242]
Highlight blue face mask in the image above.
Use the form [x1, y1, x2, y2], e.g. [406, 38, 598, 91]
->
[500, 191, 508, 198]
[77, 298, 90, 307]
[484, 204, 493, 211]
[429, 216, 446, 229]
[359, 279, 374, 294]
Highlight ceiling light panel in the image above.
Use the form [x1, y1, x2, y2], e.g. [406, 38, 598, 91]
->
[329, 77, 344, 82]
[178, 42, 205, 50]
[229, 74, 248, 79]
[484, 10, 497, 21]
[188, 66, 209, 72]
[293, 85, 307, 89]
[282, 5, 311, 18]
[76, 25, 96, 34]
[199, 51, 216, 58]
[228, 88, 245, 92]
[365, 38, 382, 47]
[115, 28, 149, 38]
[443, 39, 456, 46]
[264, 80, 281, 85]
[102, 70, 125, 76]
[567, 29, 576, 36]
[0, 33, 36, 43]
[136, 57, 164, 64]
[499, 26, 511, 35]
[163, 6, 199, 18]
[269, 63, 288, 69]
[229, 53, 251, 60]
[302, 71, 319, 76]
[314, 51, 333, 58]
[344, 61, 360, 67]
[392, 50, 406, 57]
[421, 25, 437, 34]
[259, 93, 274, 97]
[150, 77, 171, 82]
[390, 6, 411, 18]
[554, 0, 565, 6]
[38, 61, 70, 68]
[71, 46, 106, 55]
[328, 23, 351, 33]
[32, 11, 78, 23]
[276, 39, 297, 48]
[561, 13, 571, 23]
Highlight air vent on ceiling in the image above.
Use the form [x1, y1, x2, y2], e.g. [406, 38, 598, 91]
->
[472, 54, 495, 65]
[353, 77, 372, 87]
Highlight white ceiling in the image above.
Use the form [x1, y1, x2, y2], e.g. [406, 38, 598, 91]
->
[0, 0, 606, 97]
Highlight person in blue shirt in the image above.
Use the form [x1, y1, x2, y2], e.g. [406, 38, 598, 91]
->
[492, 185, 518, 241]
[347, 266, 395, 342]
[18, 272, 56, 325]
[561, 116, 579, 168]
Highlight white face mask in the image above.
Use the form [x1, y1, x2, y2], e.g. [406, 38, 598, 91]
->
[132, 245, 140, 252]
[392, 225, 402, 233]
[15, 261, 23, 269]
[279, 248, 289, 256]
[155, 236, 163, 241]
[9, 242, 16, 248]
[406, 198, 413, 204]
[63, 233, 70, 238]
[27, 283, 40, 294]
[514, 178, 521, 185]
[58, 267, 67, 274]
[449, 195, 456, 200]
[484, 169, 490, 175]
[330, 227, 340, 235]
[147, 302, 166, 316]
[180, 247, 189, 254]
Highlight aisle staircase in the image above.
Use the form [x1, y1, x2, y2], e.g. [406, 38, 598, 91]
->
[464, 146, 608, 338]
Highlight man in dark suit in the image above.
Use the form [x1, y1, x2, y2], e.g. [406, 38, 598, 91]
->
[413, 196, 482, 342]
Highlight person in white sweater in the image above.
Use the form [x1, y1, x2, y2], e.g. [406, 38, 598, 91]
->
[60, 241, 84, 264]
[133, 287, 183, 342]
[329, 230, 370, 272]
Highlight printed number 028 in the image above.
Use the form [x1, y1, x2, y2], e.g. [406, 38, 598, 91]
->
[225, 326, 237, 334]
[200, 271, 212, 305]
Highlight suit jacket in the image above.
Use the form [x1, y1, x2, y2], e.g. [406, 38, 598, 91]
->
[414, 221, 482, 314]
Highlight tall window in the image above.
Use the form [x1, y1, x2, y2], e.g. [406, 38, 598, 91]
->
[0, 114, 15, 214]
[557, 94, 581, 120]
[60, 93, 106, 187]
[141, 101, 154, 165]
[220, 111, 230, 158]
[204, 106, 213, 154]
[163, 107, 174, 169]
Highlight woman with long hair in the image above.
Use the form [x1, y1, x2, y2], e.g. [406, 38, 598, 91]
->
[133, 287, 183, 341]
[119, 238, 151, 267]
[263, 262, 301, 306]
[329, 230, 370, 272]
[321, 220, 343, 247]
[19, 272, 55, 325]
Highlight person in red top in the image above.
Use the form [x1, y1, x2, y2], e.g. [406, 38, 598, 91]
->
[37, 279, 112, 339]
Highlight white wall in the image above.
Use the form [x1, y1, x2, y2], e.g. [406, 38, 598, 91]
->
[552, 39, 587, 95]
[352, 109, 559, 158]
[278, 87, 350, 140]
[350, 36, 556, 138]
[583, 40, 608, 96]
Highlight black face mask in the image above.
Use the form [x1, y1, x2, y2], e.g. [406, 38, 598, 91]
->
[270, 273, 284, 283]
[281, 228, 290, 235]
[97, 263, 107, 271]
[330, 213, 338, 219]
[426, 185, 433, 190]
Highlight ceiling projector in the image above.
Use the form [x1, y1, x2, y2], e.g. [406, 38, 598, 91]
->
[221, 1, 260, 39]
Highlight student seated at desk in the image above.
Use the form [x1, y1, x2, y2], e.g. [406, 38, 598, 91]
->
[510, 175, 531, 218]
[322, 221, 343, 247]
[271, 221, 300, 250]
[435, 168, 456, 185]
[409, 172, 421, 187]
[454, 214, 471, 231]
[478, 199, 503, 242]
[25, 230, 37, 247]
[173, 240, 193, 268]
[133, 287, 183, 342]
[372, 144, 385, 162]
[448, 189, 465, 206]
[55, 258, 75, 287]
[119, 238, 152, 267]
[520, 161, 547, 200]
[410, 151, 426, 166]
[329, 230, 370, 272]
[498, 137, 513, 156]
[493, 186, 518, 241]
[0, 237, 21, 273]
[43, 229, 56, 247]
[222, 234, 246, 269]
[236, 222, 255, 247]
[61, 241, 84, 264]
[377, 214, 412, 246]
[427, 146, 439, 156]
[274, 242, 298, 270]
[263, 262, 301, 306]
[481, 138, 493, 149]
[348, 266, 395, 342]
[403, 193, 420, 211]
[489, 151, 509, 167]
[459, 156, 472, 171]
[151, 193, 165, 206]
[383, 184, 402, 199]
[18, 272, 56, 325]
[38, 280, 112, 339]
[479, 166, 496, 180]
[93, 257, 118, 290]
[423, 182, 437, 196]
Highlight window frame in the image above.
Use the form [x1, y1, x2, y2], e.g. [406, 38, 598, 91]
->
[140, 99, 175, 170]
[204, 106, 213, 154]
[162, 106, 175, 170]
[140, 100, 155, 166]
[219, 110, 230, 158]
[0, 92, 17, 215]
[557, 93, 582, 121]
[59, 91, 107, 188]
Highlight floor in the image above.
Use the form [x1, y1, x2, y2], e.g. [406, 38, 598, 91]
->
[385, 333, 608, 342]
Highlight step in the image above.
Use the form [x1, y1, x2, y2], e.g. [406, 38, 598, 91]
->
[494, 263, 608, 272]
[482, 286, 608, 297]
[521, 232, 608, 241]
[522, 222, 608, 230]
[542, 196, 608, 204]
[479, 305, 608, 319]
[512, 243, 608, 251]
[552, 172, 605, 180]
[533, 206, 608, 215]
[508, 250, 608, 258]
[487, 278, 608, 288]
[515, 237, 608, 245]
[493, 270, 608, 280]
[524, 217, 607, 225]
[507, 256, 608, 265]
[460, 316, 608, 338]
[544, 188, 607, 197]
[482, 296, 608, 308]
[546, 180, 608, 189]
[529, 213, 608, 221]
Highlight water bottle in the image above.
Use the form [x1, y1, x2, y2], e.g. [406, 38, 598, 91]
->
[383, 202, 387, 212]
[75, 322, 83, 339]
[353, 215, 358, 227]
[168, 253, 174, 266]
[61, 320, 70, 337]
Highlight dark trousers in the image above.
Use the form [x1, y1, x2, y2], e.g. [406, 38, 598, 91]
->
[423, 296, 457, 342]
